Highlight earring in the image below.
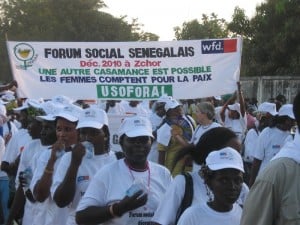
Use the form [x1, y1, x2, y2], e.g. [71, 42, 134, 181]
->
[205, 184, 213, 202]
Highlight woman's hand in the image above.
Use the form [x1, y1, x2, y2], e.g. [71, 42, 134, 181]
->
[114, 190, 148, 216]
[71, 143, 86, 165]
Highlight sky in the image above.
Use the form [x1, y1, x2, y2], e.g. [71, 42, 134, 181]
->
[102, 0, 265, 41]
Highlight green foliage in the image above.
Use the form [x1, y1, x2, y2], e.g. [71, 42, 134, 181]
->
[174, 13, 229, 40]
[0, 0, 158, 81]
[244, 0, 300, 76]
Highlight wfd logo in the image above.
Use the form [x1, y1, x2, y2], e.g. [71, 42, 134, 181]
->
[201, 39, 237, 54]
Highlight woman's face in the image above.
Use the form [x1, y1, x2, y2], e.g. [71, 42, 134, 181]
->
[228, 110, 240, 120]
[121, 135, 152, 166]
[195, 109, 207, 124]
[27, 119, 42, 139]
[40, 121, 57, 146]
[208, 168, 243, 211]
[79, 127, 106, 152]
[56, 118, 78, 148]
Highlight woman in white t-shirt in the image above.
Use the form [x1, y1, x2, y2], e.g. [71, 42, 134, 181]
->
[52, 107, 117, 225]
[177, 147, 244, 225]
[76, 116, 172, 225]
[249, 104, 295, 187]
[152, 127, 248, 225]
[190, 101, 221, 172]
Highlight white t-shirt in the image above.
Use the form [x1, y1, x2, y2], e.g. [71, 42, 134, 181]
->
[76, 159, 172, 225]
[190, 122, 222, 172]
[151, 171, 248, 225]
[16, 139, 42, 225]
[2, 128, 31, 163]
[224, 114, 247, 143]
[121, 101, 149, 117]
[30, 147, 69, 225]
[51, 151, 118, 225]
[177, 202, 242, 225]
[0, 136, 7, 178]
[253, 127, 292, 173]
[243, 128, 259, 162]
[148, 113, 164, 163]
[2, 121, 18, 138]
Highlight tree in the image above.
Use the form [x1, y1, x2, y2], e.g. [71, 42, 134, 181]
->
[0, 0, 156, 81]
[174, 13, 229, 40]
[245, 0, 300, 76]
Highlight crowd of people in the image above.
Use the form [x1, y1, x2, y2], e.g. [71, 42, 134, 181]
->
[0, 80, 299, 225]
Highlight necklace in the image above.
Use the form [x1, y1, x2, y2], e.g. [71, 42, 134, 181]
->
[124, 159, 151, 191]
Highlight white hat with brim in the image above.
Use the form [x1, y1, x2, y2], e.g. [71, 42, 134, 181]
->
[206, 147, 244, 173]
[1, 92, 15, 102]
[164, 99, 181, 112]
[118, 116, 153, 138]
[157, 95, 172, 103]
[51, 95, 74, 107]
[36, 114, 56, 122]
[55, 104, 83, 122]
[257, 102, 278, 116]
[228, 103, 241, 113]
[76, 108, 108, 129]
[278, 104, 295, 119]
[0, 99, 8, 105]
[28, 98, 44, 109]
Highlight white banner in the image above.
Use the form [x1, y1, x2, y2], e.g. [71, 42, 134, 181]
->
[7, 38, 242, 100]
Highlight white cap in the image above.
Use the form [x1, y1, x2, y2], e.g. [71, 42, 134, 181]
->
[76, 108, 108, 129]
[206, 147, 244, 173]
[278, 104, 295, 119]
[28, 98, 44, 109]
[51, 95, 74, 107]
[157, 95, 172, 103]
[214, 96, 222, 101]
[55, 104, 83, 122]
[36, 101, 65, 122]
[164, 98, 181, 112]
[1, 91, 15, 102]
[0, 99, 8, 105]
[118, 116, 153, 138]
[257, 102, 277, 116]
[228, 103, 241, 113]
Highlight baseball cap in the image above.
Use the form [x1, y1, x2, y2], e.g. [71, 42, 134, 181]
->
[55, 104, 83, 122]
[118, 116, 153, 138]
[228, 103, 241, 113]
[278, 104, 295, 119]
[157, 94, 172, 103]
[51, 95, 74, 107]
[28, 98, 44, 109]
[257, 102, 277, 116]
[206, 147, 244, 173]
[164, 99, 181, 112]
[36, 101, 64, 121]
[76, 108, 108, 129]
[1, 91, 15, 102]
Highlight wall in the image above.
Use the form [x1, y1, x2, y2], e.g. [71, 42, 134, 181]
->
[240, 76, 300, 104]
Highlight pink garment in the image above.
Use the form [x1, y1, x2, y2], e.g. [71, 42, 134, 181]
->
[246, 113, 256, 130]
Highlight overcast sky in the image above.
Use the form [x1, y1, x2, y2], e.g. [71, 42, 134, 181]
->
[102, 0, 265, 41]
